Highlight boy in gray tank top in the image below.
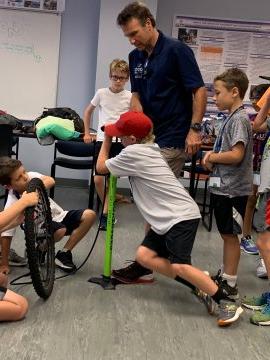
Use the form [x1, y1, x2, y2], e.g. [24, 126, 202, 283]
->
[203, 68, 253, 300]
[97, 110, 244, 327]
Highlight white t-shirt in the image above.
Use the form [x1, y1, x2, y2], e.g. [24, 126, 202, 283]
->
[91, 88, 131, 141]
[106, 143, 201, 235]
[1, 172, 67, 238]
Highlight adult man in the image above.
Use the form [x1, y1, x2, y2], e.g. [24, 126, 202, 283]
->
[112, 1, 207, 283]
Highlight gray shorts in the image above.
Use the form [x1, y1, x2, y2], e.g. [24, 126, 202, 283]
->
[160, 147, 186, 178]
[253, 192, 270, 232]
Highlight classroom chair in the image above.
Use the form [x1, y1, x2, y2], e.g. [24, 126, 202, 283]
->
[50, 140, 96, 209]
[182, 150, 213, 231]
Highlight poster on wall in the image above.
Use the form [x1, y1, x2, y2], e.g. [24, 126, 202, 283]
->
[0, 0, 65, 12]
[172, 15, 270, 112]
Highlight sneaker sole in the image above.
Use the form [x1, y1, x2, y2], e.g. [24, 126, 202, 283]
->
[240, 247, 259, 255]
[257, 273, 268, 279]
[111, 274, 155, 284]
[55, 259, 76, 273]
[242, 303, 265, 311]
[250, 318, 270, 326]
[218, 307, 243, 327]
[9, 262, 27, 267]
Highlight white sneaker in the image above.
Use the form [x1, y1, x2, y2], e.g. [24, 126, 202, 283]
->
[256, 257, 267, 279]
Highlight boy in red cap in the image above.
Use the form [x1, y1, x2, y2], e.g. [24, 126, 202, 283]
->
[96, 110, 244, 327]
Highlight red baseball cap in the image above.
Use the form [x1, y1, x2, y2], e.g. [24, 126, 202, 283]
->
[103, 111, 153, 138]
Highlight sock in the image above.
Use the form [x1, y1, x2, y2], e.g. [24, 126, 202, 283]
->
[211, 287, 234, 304]
[222, 273, 237, 288]
[61, 248, 69, 253]
[175, 276, 196, 291]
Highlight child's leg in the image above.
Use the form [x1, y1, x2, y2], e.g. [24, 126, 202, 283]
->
[0, 289, 28, 321]
[242, 185, 258, 237]
[0, 236, 12, 274]
[257, 231, 270, 276]
[136, 245, 218, 295]
[94, 175, 108, 213]
[213, 195, 247, 283]
[222, 233, 240, 275]
[63, 209, 96, 251]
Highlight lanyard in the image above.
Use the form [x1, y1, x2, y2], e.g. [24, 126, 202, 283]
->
[213, 105, 244, 153]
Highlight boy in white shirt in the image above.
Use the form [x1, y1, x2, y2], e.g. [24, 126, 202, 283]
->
[83, 59, 131, 230]
[0, 157, 96, 274]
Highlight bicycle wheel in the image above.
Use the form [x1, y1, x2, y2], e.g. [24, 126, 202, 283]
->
[24, 178, 55, 299]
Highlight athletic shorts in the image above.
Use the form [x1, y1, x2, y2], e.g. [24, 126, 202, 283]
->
[160, 147, 186, 178]
[141, 218, 199, 265]
[253, 192, 270, 232]
[52, 209, 84, 236]
[212, 194, 248, 235]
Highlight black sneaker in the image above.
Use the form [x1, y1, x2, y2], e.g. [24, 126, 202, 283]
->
[219, 279, 239, 300]
[99, 214, 117, 231]
[211, 269, 223, 285]
[99, 214, 107, 231]
[55, 250, 77, 273]
[112, 261, 154, 284]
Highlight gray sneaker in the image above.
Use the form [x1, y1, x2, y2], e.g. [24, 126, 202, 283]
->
[193, 288, 216, 315]
[8, 248, 27, 267]
[217, 300, 243, 327]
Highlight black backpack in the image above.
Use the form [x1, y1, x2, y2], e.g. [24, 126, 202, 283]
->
[35, 107, 84, 133]
[0, 113, 23, 130]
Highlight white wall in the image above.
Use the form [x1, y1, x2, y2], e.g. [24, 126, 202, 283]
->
[19, 0, 100, 179]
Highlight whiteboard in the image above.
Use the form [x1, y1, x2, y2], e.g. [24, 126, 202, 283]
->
[0, 8, 61, 119]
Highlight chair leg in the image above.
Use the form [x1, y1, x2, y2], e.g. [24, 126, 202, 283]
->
[88, 170, 95, 210]
[208, 194, 213, 232]
[202, 178, 208, 220]
[50, 164, 56, 199]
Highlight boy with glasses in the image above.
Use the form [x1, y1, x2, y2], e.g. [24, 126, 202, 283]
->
[83, 59, 132, 230]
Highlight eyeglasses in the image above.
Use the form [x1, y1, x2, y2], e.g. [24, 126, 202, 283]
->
[111, 75, 127, 81]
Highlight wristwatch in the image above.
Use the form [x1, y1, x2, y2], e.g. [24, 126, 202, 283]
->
[190, 122, 202, 132]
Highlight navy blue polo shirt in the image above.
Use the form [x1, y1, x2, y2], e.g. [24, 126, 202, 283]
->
[129, 31, 204, 148]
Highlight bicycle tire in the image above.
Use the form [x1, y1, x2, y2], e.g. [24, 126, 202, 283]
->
[24, 178, 55, 299]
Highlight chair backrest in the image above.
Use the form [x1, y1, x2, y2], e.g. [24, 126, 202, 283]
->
[55, 140, 95, 158]
[0, 124, 13, 157]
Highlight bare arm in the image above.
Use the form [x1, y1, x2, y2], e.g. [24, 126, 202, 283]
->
[96, 135, 112, 174]
[0, 192, 38, 232]
[208, 142, 245, 165]
[130, 93, 143, 112]
[185, 86, 207, 155]
[253, 93, 270, 132]
[83, 103, 96, 143]
[40, 175, 55, 190]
